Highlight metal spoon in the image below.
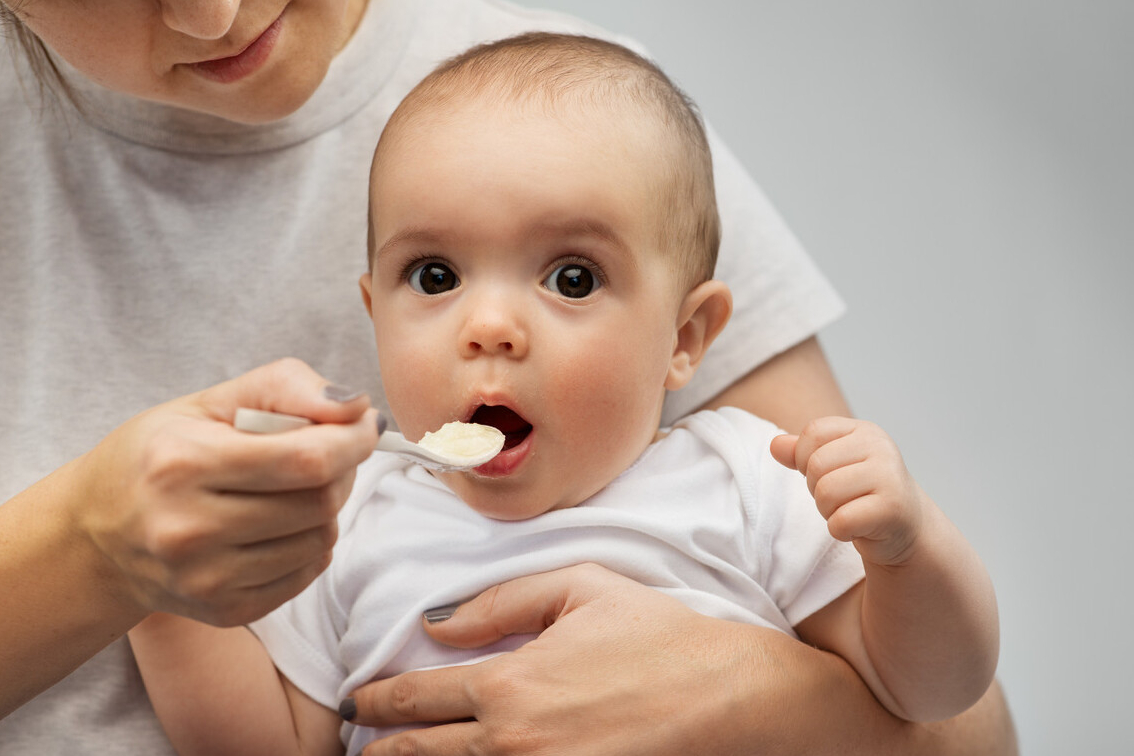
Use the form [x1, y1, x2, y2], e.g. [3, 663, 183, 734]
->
[233, 407, 504, 472]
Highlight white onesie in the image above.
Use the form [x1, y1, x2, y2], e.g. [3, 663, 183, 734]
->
[252, 408, 865, 755]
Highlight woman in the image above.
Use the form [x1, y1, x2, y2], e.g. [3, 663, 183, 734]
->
[0, 0, 1015, 752]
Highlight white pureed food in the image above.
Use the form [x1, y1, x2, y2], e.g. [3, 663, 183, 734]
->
[417, 421, 505, 464]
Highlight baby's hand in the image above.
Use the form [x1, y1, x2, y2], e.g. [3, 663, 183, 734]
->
[769, 417, 928, 567]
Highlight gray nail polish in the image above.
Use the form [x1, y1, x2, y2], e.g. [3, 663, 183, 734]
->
[377, 413, 388, 435]
[324, 384, 365, 403]
[338, 697, 357, 721]
[423, 602, 461, 624]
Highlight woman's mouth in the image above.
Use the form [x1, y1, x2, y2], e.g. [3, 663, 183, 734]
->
[468, 405, 533, 475]
[190, 14, 283, 83]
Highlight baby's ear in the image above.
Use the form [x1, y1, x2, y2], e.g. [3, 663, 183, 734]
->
[665, 280, 733, 391]
[358, 272, 375, 317]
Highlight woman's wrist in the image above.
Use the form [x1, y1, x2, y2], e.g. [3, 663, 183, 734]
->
[67, 450, 156, 620]
[64, 440, 157, 620]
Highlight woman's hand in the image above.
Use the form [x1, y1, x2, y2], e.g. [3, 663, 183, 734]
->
[76, 357, 378, 626]
[0, 358, 379, 717]
[344, 563, 1017, 756]
[347, 564, 752, 756]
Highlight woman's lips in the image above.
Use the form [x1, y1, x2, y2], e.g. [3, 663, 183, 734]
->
[190, 15, 283, 83]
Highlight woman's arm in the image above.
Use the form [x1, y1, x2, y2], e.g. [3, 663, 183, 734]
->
[700, 336, 852, 433]
[0, 359, 376, 719]
[129, 614, 342, 756]
[0, 465, 149, 718]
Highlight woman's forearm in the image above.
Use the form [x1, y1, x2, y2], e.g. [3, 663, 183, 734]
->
[0, 460, 147, 719]
[763, 627, 1016, 755]
[701, 336, 851, 433]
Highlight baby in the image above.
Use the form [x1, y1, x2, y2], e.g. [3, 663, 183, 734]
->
[130, 32, 998, 756]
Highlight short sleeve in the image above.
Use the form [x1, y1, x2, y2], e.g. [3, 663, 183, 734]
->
[701, 407, 863, 626]
[245, 453, 403, 710]
[755, 442, 865, 627]
[248, 566, 348, 710]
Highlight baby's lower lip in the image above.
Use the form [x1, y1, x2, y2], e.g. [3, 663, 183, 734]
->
[472, 432, 533, 477]
[190, 15, 282, 83]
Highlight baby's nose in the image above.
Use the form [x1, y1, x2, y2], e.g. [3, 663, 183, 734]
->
[460, 299, 528, 358]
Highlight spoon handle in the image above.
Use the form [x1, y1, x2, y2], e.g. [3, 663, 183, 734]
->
[232, 408, 477, 471]
[233, 407, 311, 433]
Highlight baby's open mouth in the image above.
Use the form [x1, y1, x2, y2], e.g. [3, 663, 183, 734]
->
[470, 405, 532, 450]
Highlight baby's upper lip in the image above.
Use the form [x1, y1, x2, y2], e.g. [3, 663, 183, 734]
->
[462, 390, 514, 421]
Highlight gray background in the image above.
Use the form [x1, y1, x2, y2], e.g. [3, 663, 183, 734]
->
[518, 2, 1133, 753]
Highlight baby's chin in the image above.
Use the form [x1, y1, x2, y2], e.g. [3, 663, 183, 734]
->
[441, 475, 585, 522]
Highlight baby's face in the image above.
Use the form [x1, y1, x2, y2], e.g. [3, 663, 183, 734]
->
[15, 0, 365, 123]
[361, 98, 691, 520]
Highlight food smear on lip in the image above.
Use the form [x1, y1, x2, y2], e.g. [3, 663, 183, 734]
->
[190, 16, 282, 83]
[417, 421, 505, 464]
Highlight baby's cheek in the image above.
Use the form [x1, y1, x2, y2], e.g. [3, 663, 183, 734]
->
[543, 349, 624, 407]
[379, 348, 449, 431]
[546, 350, 662, 448]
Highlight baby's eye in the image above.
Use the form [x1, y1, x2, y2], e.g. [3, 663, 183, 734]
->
[407, 261, 459, 295]
[544, 262, 600, 299]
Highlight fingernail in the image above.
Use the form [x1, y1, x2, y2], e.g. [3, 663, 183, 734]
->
[377, 413, 388, 435]
[324, 384, 365, 403]
[338, 697, 357, 721]
[423, 602, 461, 624]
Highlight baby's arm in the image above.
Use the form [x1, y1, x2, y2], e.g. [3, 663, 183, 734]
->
[770, 417, 999, 722]
[128, 614, 342, 756]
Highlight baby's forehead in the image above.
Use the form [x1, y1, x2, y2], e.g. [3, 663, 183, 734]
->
[379, 87, 670, 165]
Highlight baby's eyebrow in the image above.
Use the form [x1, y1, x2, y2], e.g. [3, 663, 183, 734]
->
[375, 227, 446, 258]
[375, 219, 628, 257]
[527, 218, 629, 251]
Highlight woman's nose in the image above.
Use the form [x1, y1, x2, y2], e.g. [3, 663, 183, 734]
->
[459, 296, 529, 359]
[161, 0, 240, 40]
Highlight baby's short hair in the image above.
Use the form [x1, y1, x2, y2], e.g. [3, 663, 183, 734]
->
[370, 32, 721, 289]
